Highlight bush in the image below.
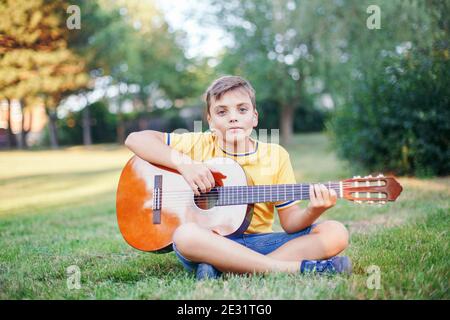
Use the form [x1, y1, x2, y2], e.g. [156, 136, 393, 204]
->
[58, 100, 117, 145]
[329, 44, 450, 176]
[256, 99, 327, 133]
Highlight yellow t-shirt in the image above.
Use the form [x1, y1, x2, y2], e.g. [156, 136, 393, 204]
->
[164, 131, 300, 234]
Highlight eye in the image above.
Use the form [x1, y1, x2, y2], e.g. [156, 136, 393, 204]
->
[239, 108, 248, 112]
[217, 110, 226, 116]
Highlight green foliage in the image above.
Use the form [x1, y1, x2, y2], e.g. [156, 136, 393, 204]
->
[83, 0, 205, 104]
[57, 101, 117, 145]
[0, 0, 88, 102]
[256, 100, 327, 132]
[329, 45, 450, 176]
[326, 0, 449, 176]
[207, 0, 341, 140]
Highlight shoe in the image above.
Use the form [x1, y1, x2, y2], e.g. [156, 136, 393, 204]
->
[300, 256, 352, 275]
[196, 263, 222, 280]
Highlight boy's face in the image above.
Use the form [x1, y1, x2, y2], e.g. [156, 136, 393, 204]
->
[207, 88, 258, 145]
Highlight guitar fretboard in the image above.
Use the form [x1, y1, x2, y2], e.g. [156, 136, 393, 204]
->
[214, 183, 341, 206]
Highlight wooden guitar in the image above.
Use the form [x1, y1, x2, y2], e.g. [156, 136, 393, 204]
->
[116, 156, 403, 252]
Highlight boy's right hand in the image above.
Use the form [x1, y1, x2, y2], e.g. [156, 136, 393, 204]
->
[176, 160, 219, 196]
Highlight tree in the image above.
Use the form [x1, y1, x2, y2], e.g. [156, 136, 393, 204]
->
[207, 0, 343, 144]
[66, 0, 205, 144]
[0, 0, 88, 148]
[328, 0, 449, 176]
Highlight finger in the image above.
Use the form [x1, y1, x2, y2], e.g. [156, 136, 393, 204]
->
[320, 184, 330, 204]
[309, 184, 316, 204]
[201, 175, 212, 192]
[330, 188, 338, 202]
[314, 184, 324, 204]
[195, 179, 207, 193]
[314, 184, 323, 202]
[190, 182, 200, 196]
[206, 170, 215, 188]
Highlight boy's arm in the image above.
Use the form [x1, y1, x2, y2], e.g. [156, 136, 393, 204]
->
[278, 184, 337, 233]
[124, 130, 216, 196]
[125, 130, 190, 170]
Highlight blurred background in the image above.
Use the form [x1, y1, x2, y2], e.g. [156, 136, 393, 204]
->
[0, 0, 448, 176]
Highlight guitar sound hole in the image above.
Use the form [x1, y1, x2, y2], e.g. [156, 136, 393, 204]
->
[193, 187, 219, 210]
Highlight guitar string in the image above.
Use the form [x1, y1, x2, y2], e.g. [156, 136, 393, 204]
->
[151, 182, 365, 196]
[160, 184, 342, 194]
[153, 189, 385, 203]
[155, 187, 343, 201]
[151, 183, 382, 199]
[156, 181, 381, 192]
[154, 196, 387, 209]
[156, 182, 368, 193]
[147, 183, 386, 207]
[152, 190, 387, 207]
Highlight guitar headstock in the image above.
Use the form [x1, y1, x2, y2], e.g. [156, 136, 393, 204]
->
[342, 174, 403, 204]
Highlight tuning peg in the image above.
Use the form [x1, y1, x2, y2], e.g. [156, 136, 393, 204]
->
[377, 174, 385, 178]
[353, 175, 361, 179]
[354, 200, 362, 204]
[367, 200, 374, 204]
[365, 174, 373, 178]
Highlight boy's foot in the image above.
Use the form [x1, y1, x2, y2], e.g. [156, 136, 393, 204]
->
[300, 256, 352, 275]
[196, 263, 222, 281]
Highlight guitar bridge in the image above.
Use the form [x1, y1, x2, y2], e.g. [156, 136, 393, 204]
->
[153, 175, 162, 224]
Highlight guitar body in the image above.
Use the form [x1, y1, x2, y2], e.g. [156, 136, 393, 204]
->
[116, 156, 253, 252]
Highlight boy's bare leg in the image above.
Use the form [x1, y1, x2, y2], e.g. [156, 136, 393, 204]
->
[172, 220, 349, 275]
[267, 220, 349, 262]
[173, 223, 299, 274]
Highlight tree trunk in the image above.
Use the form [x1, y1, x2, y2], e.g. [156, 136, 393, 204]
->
[82, 104, 92, 145]
[16, 129, 24, 149]
[47, 110, 59, 149]
[116, 119, 125, 144]
[280, 104, 294, 146]
[116, 99, 126, 144]
[18, 100, 29, 149]
[27, 106, 33, 146]
[5, 99, 16, 149]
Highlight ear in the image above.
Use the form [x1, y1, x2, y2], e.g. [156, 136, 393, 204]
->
[252, 110, 258, 127]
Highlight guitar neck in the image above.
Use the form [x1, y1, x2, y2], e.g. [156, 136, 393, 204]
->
[215, 183, 343, 206]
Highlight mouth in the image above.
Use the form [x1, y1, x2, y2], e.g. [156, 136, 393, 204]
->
[228, 127, 243, 130]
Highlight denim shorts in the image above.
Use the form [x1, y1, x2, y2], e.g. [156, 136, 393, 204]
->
[172, 223, 317, 273]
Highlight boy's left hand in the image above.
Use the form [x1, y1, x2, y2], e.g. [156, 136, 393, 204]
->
[308, 184, 337, 213]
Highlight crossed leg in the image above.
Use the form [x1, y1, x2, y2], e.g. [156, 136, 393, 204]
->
[172, 220, 349, 275]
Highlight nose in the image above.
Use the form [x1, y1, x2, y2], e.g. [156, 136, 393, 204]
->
[228, 109, 238, 122]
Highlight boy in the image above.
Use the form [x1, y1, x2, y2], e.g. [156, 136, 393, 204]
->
[125, 75, 351, 280]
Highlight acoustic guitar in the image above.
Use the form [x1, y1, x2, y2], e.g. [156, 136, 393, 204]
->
[116, 156, 403, 252]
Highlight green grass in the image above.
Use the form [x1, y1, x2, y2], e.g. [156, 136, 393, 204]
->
[0, 133, 448, 299]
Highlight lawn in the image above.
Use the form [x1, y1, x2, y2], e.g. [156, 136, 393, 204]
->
[0, 133, 448, 299]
